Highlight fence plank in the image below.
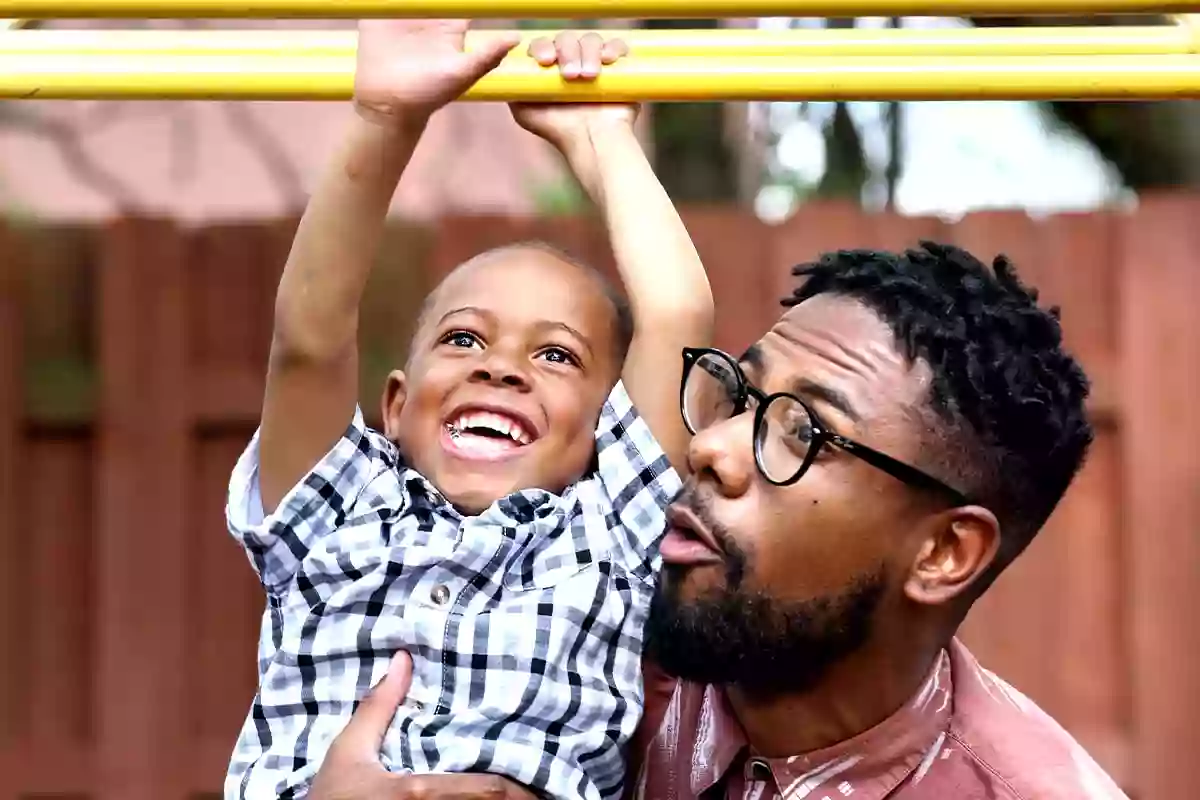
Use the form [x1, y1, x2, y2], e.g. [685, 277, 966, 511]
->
[769, 201, 949, 306]
[1043, 430, 1129, 784]
[1031, 212, 1121, 424]
[26, 434, 94, 747]
[429, 214, 606, 284]
[188, 434, 264, 793]
[94, 219, 192, 800]
[1035, 212, 1129, 783]
[5, 744, 96, 795]
[680, 208, 772, 355]
[0, 225, 21, 799]
[189, 224, 275, 375]
[1121, 194, 1200, 800]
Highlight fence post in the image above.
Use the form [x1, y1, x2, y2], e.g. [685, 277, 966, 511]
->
[0, 225, 22, 798]
[1120, 193, 1200, 799]
[94, 218, 191, 800]
[678, 208, 772, 355]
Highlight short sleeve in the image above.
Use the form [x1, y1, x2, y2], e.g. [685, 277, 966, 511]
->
[593, 380, 682, 578]
[225, 406, 399, 596]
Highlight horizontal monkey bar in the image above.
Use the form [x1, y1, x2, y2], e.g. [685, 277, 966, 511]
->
[4, 26, 1199, 57]
[2, 52, 1199, 100]
[1, 0, 1199, 18]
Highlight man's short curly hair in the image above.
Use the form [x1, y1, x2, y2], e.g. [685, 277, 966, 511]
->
[783, 240, 1093, 582]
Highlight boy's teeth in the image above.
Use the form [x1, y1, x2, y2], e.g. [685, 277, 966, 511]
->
[449, 411, 532, 445]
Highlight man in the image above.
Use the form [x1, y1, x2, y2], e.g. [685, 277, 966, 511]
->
[306, 241, 1127, 799]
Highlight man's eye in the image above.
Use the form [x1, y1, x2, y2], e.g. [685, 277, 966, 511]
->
[441, 331, 481, 349]
[789, 418, 815, 444]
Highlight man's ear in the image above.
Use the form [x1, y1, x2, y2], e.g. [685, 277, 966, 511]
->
[904, 506, 1001, 606]
[381, 370, 407, 443]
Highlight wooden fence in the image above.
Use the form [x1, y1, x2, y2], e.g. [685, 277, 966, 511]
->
[1, 198, 1198, 800]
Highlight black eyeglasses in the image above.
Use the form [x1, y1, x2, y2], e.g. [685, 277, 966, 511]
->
[680, 347, 969, 504]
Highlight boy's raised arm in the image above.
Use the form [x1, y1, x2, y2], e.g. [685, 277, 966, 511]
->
[260, 118, 416, 514]
[259, 21, 518, 512]
[514, 34, 714, 475]
[587, 120, 713, 475]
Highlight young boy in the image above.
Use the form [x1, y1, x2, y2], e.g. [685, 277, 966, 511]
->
[224, 20, 713, 800]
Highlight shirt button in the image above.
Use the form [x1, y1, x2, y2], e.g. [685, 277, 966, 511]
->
[747, 757, 772, 782]
[430, 584, 450, 605]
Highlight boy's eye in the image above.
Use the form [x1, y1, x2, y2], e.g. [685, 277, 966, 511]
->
[441, 331, 481, 349]
[539, 346, 579, 367]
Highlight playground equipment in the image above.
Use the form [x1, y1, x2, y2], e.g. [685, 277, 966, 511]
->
[1, 2, 1199, 99]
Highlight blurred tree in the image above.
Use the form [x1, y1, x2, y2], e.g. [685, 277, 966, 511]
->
[642, 15, 1200, 209]
[974, 15, 1200, 187]
[640, 19, 742, 203]
[814, 19, 870, 201]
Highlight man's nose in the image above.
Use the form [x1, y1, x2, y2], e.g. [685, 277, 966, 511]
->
[686, 413, 755, 498]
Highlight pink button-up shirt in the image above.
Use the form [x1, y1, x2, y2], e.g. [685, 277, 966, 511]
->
[630, 639, 1126, 799]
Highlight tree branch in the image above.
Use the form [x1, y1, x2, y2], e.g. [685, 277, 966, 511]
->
[971, 15, 1200, 188]
[221, 102, 308, 213]
[0, 103, 146, 213]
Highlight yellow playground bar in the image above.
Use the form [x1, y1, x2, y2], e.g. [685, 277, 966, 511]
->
[1, 1, 1200, 99]
[0, 0, 1198, 15]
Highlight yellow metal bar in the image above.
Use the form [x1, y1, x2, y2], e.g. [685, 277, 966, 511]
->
[1, 0, 1199, 18]
[5, 26, 1200, 57]
[1175, 13, 1200, 51]
[2, 53, 1199, 100]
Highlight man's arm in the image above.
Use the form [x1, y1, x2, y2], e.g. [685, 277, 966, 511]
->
[515, 35, 714, 475]
[258, 21, 519, 512]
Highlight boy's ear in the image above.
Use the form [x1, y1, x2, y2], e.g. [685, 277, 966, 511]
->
[381, 370, 408, 442]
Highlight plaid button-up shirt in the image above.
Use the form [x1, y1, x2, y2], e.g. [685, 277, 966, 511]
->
[224, 381, 680, 800]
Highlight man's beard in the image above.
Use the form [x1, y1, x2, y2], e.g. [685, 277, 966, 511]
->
[645, 515, 887, 696]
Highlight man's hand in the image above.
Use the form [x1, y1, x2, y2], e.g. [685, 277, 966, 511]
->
[355, 20, 521, 128]
[309, 652, 538, 800]
[511, 32, 637, 199]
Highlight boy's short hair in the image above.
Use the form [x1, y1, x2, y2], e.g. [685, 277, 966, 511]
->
[411, 240, 634, 365]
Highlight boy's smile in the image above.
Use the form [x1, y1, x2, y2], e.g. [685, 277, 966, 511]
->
[443, 404, 539, 461]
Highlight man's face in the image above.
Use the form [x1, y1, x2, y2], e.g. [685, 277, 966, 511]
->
[383, 247, 622, 515]
[646, 294, 945, 692]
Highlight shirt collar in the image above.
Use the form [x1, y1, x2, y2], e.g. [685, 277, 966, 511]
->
[691, 648, 955, 799]
[400, 466, 562, 526]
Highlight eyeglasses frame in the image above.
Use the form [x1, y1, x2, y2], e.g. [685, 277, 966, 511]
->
[679, 346, 970, 505]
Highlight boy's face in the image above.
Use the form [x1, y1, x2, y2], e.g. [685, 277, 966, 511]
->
[383, 247, 623, 515]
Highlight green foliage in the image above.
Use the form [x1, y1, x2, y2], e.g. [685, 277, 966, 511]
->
[25, 356, 95, 424]
[815, 103, 869, 201]
[527, 172, 593, 217]
[514, 18, 600, 30]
